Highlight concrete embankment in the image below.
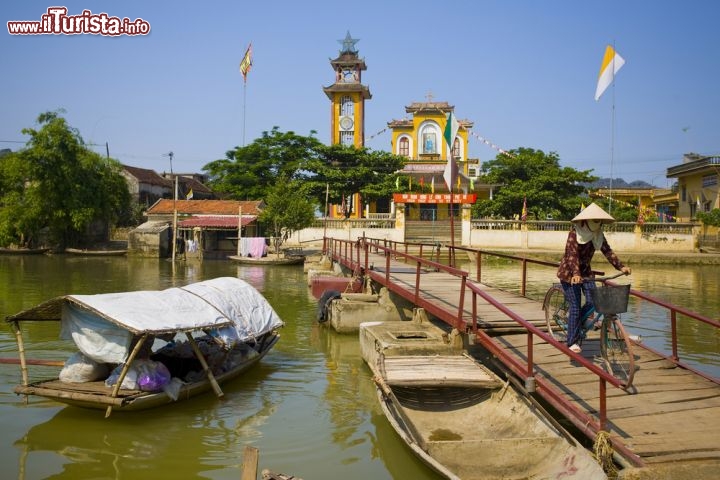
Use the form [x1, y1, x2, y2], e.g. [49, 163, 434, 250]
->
[489, 249, 720, 265]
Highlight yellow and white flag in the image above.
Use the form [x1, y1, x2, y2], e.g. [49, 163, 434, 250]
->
[594, 45, 625, 101]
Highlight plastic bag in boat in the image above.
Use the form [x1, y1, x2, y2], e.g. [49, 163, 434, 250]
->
[105, 359, 171, 391]
[59, 351, 109, 383]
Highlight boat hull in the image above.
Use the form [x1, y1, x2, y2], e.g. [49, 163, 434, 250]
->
[64, 248, 127, 256]
[0, 248, 49, 255]
[229, 255, 304, 265]
[376, 381, 606, 480]
[15, 334, 279, 412]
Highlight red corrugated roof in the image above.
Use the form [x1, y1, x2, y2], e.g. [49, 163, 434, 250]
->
[178, 216, 256, 228]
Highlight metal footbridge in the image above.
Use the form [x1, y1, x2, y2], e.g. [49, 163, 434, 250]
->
[323, 236, 720, 473]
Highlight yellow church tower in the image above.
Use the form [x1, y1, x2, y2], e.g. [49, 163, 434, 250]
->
[323, 31, 371, 147]
[323, 32, 371, 218]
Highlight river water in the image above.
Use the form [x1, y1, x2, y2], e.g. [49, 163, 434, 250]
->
[0, 254, 717, 480]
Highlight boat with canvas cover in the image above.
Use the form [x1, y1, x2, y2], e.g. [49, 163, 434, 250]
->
[5, 277, 284, 417]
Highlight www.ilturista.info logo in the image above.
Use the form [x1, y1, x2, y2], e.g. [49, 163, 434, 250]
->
[7, 7, 150, 36]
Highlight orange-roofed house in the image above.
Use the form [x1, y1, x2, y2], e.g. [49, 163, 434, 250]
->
[129, 199, 264, 259]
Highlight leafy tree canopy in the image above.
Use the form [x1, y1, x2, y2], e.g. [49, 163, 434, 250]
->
[202, 127, 323, 200]
[0, 110, 131, 248]
[473, 148, 597, 220]
[697, 209, 720, 227]
[302, 143, 406, 209]
[259, 177, 316, 252]
[202, 128, 406, 212]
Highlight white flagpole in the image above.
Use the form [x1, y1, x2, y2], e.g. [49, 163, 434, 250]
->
[609, 41, 617, 215]
[242, 80, 247, 147]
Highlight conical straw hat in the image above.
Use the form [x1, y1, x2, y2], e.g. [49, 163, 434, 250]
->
[571, 202, 615, 223]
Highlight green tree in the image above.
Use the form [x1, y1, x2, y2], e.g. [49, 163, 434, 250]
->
[203, 127, 322, 200]
[202, 129, 405, 216]
[259, 177, 316, 253]
[697, 209, 720, 227]
[0, 111, 131, 248]
[473, 148, 596, 220]
[303, 143, 406, 211]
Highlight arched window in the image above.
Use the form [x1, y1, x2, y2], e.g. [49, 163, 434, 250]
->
[399, 137, 410, 157]
[419, 122, 440, 154]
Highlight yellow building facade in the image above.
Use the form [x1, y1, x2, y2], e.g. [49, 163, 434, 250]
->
[388, 100, 487, 221]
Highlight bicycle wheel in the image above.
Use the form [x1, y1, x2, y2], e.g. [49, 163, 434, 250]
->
[600, 316, 636, 389]
[543, 286, 568, 342]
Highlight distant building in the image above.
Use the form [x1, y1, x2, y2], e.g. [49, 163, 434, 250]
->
[121, 165, 172, 206]
[589, 186, 679, 222]
[160, 172, 214, 201]
[122, 165, 214, 206]
[387, 99, 492, 221]
[667, 153, 720, 221]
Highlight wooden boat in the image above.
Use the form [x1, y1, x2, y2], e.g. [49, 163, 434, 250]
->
[5, 277, 284, 417]
[0, 247, 49, 255]
[360, 321, 607, 480]
[64, 247, 127, 256]
[229, 254, 305, 265]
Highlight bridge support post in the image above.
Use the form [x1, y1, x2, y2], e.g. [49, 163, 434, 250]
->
[525, 377, 536, 392]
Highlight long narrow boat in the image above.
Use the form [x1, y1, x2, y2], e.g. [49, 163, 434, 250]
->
[229, 254, 305, 265]
[5, 277, 284, 417]
[360, 320, 607, 480]
[64, 247, 127, 256]
[0, 247, 49, 255]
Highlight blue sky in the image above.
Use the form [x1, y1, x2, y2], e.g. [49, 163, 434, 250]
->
[2, 1, 718, 186]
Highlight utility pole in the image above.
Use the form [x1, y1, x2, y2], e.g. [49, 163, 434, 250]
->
[162, 151, 177, 262]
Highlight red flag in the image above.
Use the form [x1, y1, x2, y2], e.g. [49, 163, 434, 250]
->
[521, 196, 527, 222]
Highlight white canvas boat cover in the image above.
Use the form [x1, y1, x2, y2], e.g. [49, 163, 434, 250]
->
[56, 277, 284, 363]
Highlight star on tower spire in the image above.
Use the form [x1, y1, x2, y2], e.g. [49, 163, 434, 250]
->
[338, 31, 359, 54]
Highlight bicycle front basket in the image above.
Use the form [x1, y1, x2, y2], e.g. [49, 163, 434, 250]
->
[592, 284, 630, 314]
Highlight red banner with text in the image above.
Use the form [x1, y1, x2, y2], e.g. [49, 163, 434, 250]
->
[393, 193, 477, 204]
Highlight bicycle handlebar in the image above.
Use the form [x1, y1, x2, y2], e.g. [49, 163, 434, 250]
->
[584, 271, 629, 283]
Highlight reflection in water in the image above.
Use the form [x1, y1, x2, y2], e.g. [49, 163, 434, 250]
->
[14, 361, 282, 480]
[0, 255, 717, 479]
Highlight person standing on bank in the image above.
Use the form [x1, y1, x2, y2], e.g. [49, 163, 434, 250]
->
[556, 203, 631, 353]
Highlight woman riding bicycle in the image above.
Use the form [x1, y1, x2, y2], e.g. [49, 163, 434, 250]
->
[556, 203, 631, 353]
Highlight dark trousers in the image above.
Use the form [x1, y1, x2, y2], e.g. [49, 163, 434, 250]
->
[561, 281, 596, 346]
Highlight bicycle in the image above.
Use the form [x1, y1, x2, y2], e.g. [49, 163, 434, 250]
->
[543, 272, 636, 390]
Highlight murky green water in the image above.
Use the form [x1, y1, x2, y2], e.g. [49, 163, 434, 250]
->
[0, 254, 717, 479]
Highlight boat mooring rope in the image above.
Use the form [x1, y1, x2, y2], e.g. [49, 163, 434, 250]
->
[593, 430, 618, 478]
